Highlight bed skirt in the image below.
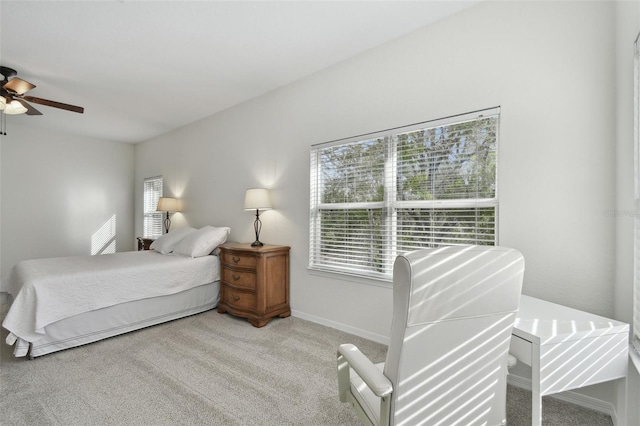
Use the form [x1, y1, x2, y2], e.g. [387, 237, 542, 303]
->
[17, 281, 220, 358]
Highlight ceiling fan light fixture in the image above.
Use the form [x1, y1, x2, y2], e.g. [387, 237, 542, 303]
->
[1, 66, 84, 116]
[3, 100, 27, 115]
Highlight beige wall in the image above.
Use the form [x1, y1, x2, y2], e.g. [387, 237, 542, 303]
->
[615, 1, 640, 424]
[137, 0, 618, 337]
[0, 124, 135, 293]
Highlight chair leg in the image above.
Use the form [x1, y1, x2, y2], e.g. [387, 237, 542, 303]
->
[337, 353, 351, 403]
[379, 395, 391, 426]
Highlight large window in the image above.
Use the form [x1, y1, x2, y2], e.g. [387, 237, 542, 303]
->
[143, 176, 163, 239]
[309, 108, 499, 281]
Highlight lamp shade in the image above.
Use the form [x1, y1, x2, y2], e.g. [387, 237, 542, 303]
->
[244, 188, 272, 211]
[2, 99, 27, 115]
[156, 197, 181, 212]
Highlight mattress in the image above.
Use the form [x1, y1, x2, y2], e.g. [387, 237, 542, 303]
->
[4, 250, 219, 342]
[23, 281, 220, 358]
[3, 250, 221, 357]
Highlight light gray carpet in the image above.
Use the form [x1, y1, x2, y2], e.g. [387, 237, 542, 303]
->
[0, 309, 613, 425]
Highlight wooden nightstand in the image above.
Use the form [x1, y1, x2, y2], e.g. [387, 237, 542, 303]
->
[137, 237, 155, 251]
[217, 243, 290, 327]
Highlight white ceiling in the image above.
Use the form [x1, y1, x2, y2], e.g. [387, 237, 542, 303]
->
[0, 1, 478, 144]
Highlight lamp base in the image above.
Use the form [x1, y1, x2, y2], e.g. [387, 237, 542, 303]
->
[164, 212, 171, 234]
[251, 210, 264, 247]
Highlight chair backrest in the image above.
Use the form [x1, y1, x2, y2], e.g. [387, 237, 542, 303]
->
[384, 245, 524, 426]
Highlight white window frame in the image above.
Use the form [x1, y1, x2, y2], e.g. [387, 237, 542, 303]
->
[633, 33, 640, 357]
[143, 176, 164, 239]
[309, 108, 499, 282]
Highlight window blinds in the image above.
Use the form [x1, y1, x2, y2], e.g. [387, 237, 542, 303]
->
[143, 176, 163, 239]
[310, 108, 499, 280]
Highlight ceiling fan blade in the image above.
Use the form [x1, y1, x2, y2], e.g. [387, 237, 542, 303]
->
[15, 99, 43, 116]
[3, 77, 36, 95]
[23, 96, 84, 114]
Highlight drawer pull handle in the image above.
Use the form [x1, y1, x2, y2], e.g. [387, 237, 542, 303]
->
[232, 294, 240, 302]
[232, 256, 241, 264]
[232, 274, 240, 281]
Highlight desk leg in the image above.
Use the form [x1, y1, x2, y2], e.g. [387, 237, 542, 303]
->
[531, 345, 542, 426]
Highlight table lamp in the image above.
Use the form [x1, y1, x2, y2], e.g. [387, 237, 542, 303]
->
[156, 197, 181, 233]
[244, 188, 272, 247]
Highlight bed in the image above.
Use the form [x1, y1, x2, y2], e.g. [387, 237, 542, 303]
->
[2, 225, 228, 358]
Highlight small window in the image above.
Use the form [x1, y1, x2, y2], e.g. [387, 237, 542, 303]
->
[143, 176, 163, 239]
[309, 108, 499, 281]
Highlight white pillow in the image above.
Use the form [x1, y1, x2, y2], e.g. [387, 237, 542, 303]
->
[172, 226, 230, 258]
[150, 227, 196, 254]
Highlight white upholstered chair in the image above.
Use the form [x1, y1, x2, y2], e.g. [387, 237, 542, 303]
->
[337, 245, 525, 426]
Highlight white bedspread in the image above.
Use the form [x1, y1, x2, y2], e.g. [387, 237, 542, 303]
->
[3, 251, 219, 345]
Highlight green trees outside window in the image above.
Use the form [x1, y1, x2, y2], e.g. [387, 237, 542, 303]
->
[310, 109, 499, 280]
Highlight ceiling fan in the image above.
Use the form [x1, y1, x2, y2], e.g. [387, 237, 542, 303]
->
[0, 66, 84, 116]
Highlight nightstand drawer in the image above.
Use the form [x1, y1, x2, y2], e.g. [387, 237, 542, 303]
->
[222, 268, 256, 290]
[223, 287, 256, 311]
[221, 252, 257, 269]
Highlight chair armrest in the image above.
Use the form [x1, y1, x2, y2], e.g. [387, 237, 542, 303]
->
[337, 343, 393, 398]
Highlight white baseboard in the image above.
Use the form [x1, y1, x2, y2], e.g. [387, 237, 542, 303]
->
[291, 309, 390, 345]
[507, 374, 618, 425]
